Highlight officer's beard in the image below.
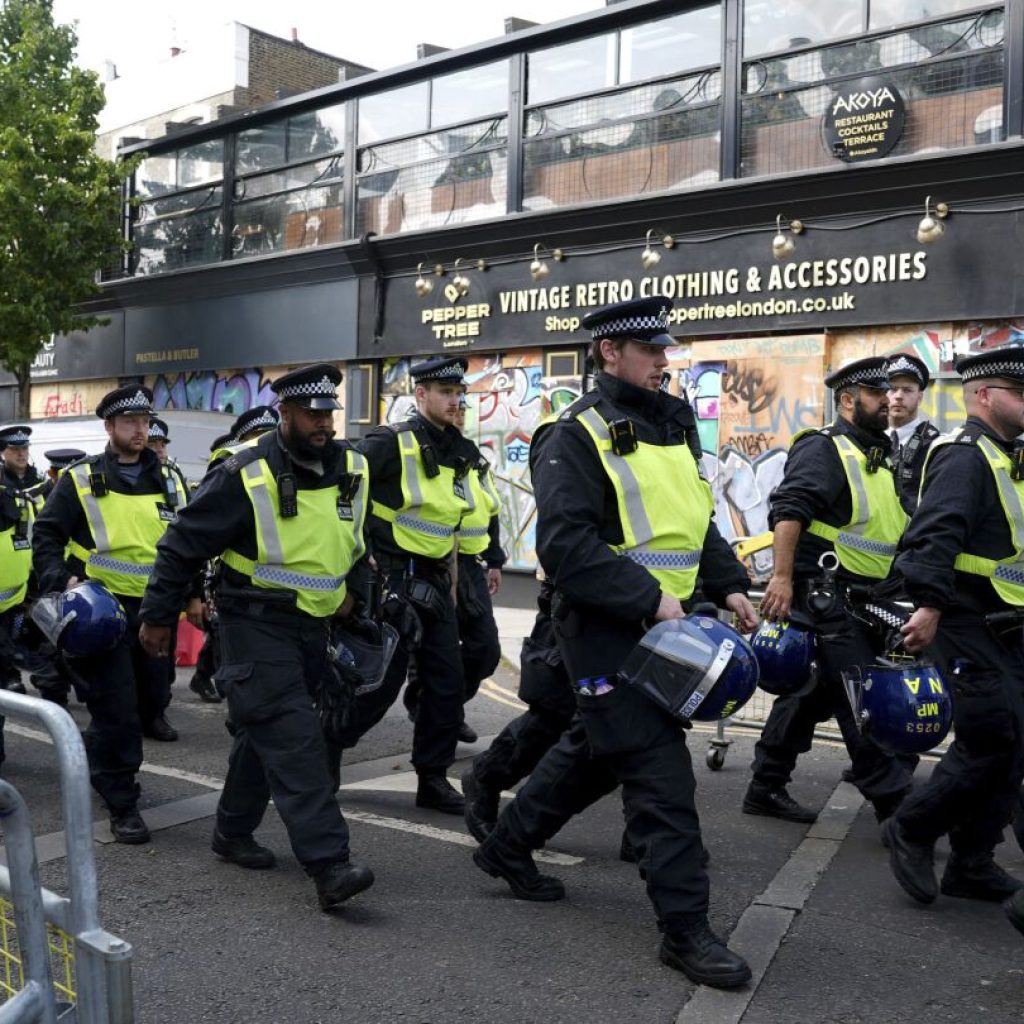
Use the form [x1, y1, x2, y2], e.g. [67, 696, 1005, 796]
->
[852, 397, 889, 436]
[285, 424, 335, 462]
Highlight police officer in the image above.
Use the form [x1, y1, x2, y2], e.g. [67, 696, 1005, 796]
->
[358, 356, 481, 814]
[884, 346, 1024, 907]
[0, 470, 34, 696]
[885, 352, 940, 515]
[0, 426, 41, 493]
[32, 386, 187, 842]
[139, 363, 375, 911]
[147, 419, 190, 499]
[746, 357, 914, 824]
[27, 449, 86, 504]
[473, 298, 757, 989]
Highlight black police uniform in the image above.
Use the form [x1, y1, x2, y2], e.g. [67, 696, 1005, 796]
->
[140, 372, 364, 886]
[887, 359, 1024, 900]
[748, 396, 915, 818]
[0, 426, 41, 494]
[885, 353, 941, 516]
[478, 298, 752, 985]
[356, 358, 481, 805]
[0, 481, 31, 695]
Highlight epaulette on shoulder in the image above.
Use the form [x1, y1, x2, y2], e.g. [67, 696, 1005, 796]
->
[955, 431, 977, 444]
[556, 390, 602, 423]
[224, 446, 263, 475]
[922, 423, 942, 441]
[385, 421, 415, 435]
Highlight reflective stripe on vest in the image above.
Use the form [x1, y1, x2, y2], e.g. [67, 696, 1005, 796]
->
[0, 495, 34, 613]
[458, 465, 501, 556]
[220, 451, 368, 617]
[575, 407, 709, 601]
[804, 435, 906, 579]
[372, 428, 469, 559]
[935, 433, 1024, 606]
[68, 465, 169, 598]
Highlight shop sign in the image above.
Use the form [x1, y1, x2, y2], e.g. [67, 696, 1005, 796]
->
[370, 210, 1021, 358]
[28, 312, 126, 382]
[823, 77, 905, 163]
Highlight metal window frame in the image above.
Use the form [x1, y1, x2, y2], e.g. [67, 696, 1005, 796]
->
[544, 349, 583, 378]
[348, 363, 377, 424]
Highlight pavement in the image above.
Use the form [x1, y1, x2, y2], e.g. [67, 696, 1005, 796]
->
[0, 603, 1020, 1024]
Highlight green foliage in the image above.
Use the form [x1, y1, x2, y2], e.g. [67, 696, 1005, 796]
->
[0, 0, 135, 411]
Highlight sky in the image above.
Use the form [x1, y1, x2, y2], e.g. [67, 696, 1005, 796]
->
[52, 0, 604, 79]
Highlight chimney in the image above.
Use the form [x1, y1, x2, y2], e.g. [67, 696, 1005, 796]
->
[417, 43, 449, 59]
[505, 17, 539, 34]
[291, 27, 299, 43]
[170, 46, 181, 57]
[103, 59, 118, 82]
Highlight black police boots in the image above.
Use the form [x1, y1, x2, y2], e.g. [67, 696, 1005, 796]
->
[941, 853, 1024, 902]
[143, 715, 179, 742]
[314, 861, 375, 912]
[461, 766, 500, 842]
[458, 721, 478, 744]
[211, 829, 276, 870]
[742, 781, 818, 823]
[660, 920, 752, 989]
[1005, 890, 1024, 937]
[189, 672, 222, 703]
[416, 773, 465, 815]
[110, 807, 150, 845]
[473, 835, 565, 901]
[881, 817, 936, 904]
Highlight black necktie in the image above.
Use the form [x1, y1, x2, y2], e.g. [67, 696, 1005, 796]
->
[889, 430, 900, 457]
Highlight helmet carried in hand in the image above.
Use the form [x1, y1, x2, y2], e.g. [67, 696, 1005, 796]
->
[750, 614, 816, 696]
[618, 615, 759, 722]
[31, 581, 127, 659]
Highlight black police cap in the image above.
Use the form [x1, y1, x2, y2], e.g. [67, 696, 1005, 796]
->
[0, 425, 32, 448]
[581, 297, 675, 346]
[148, 418, 170, 442]
[410, 356, 468, 384]
[96, 385, 154, 420]
[884, 352, 930, 389]
[271, 363, 342, 410]
[955, 344, 1024, 383]
[230, 405, 280, 442]
[210, 433, 234, 454]
[44, 448, 85, 468]
[824, 356, 889, 392]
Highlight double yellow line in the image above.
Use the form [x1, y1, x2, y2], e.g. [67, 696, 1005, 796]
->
[478, 677, 526, 710]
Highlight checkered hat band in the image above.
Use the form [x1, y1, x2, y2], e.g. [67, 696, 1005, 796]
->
[243, 410, 278, 431]
[886, 356, 923, 381]
[961, 360, 1024, 381]
[3, 432, 30, 445]
[148, 424, 167, 439]
[833, 368, 886, 389]
[276, 375, 337, 400]
[590, 314, 669, 339]
[105, 391, 152, 415]
[417, 364, 464, 381]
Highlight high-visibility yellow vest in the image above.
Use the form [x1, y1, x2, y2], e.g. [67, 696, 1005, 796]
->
[926, 432, 1024, 606]
[574, 405, 712, 601]
[0, 493, 35, 614]
[220, 450, 368, 617]
[208, 437, 260, 467]
[68, 463, 176, 598]
[800, 432, 907, 579]
[458, 463, 501, 557]
[372, 427, 470, 559]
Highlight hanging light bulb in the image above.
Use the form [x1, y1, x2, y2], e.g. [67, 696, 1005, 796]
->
[916, 196, 948, 244]
[530, 242, 550, 281]
[772, 214, 796, 260]
[641, 229, 662, 271]
[452, 258, 471, 297]
[414, 262, 433, 298]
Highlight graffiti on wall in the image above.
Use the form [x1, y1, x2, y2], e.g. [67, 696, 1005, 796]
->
[29, 379, 117, 419]
[380, 351, 581, 570]
[148, 367, 283, 414]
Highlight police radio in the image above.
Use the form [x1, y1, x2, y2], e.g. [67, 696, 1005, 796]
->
[278, 473, 298, 518]
[163, 469, 179, 509]
[420, 443, 440, 478]
[865, 446, 886, 474]
[1012, 445, 1024, 482]
[338, 473, 361, 503]
[88, 471, 108, 497]
[12, 500, 30, 550]
[608, 418, 638, 456]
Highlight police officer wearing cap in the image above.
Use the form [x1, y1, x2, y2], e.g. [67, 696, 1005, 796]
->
[0, 426, 41, 493]
[747, 356, 915, 825]
[473, 297, 757, 989]
[357, 355, 483, 815]
[26, 449, 86, 504]
[207, 407, 281, 469]
[883, 345, 1024, 908]
[885, 353, 940, 515]
[139, 363, 375, 912]
[0, 439, 36, 695]
[32, 385, 191, 843]
[146, 419, 190, 501]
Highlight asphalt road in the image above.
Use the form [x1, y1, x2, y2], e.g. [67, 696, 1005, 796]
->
[2, 659, 1023, 1024]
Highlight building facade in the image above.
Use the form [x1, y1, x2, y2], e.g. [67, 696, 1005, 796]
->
[58, 0, 1023, 572]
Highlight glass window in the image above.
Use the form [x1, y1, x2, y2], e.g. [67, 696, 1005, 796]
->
[289, 101, 347, 161]
[133, 187, 223, 275]
[347, 364, 375, 424]
[620, 7, 722, 83]
[743, 0, 865, 56]
[528, 34, 617, 106]
[236, 120, 287, 175]
[358, 82, 429, 144]
[869, 0, 994, 31]
[177, 139, 223, 188]
[431, 60, 510, 127]
[135, 153, 176, 197]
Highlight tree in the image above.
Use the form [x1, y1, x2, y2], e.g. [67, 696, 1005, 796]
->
[0, 0, 134, 417]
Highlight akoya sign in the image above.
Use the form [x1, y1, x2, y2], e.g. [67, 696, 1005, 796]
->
[823, 77, 906, 162]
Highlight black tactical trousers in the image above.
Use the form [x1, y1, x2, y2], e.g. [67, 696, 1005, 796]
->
[119, 596, 175, 727]
[0, 607, 21, 687]
[216, 606, 350, 869]
[455, 555, 501, 702]
[493, 605, 710, 927]
[751, 599, 914, 804]
[897, 613, 1024, 857]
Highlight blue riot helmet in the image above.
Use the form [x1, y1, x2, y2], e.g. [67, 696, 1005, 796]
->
[31, 581, 127, 658]
[330, 617, 400, 696]
[842, 658, 953, 755]
[618, 615, 759, 722]
[750, 610, 816, 696]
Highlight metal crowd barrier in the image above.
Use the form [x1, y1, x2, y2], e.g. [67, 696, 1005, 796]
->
[0, 692, 133, 1023]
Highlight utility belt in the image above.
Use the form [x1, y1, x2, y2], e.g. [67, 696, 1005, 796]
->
[377, 554, 451, 621]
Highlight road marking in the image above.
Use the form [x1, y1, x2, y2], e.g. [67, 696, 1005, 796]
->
[674, 780, 865, 1024]
[479, 680, 526, 710]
